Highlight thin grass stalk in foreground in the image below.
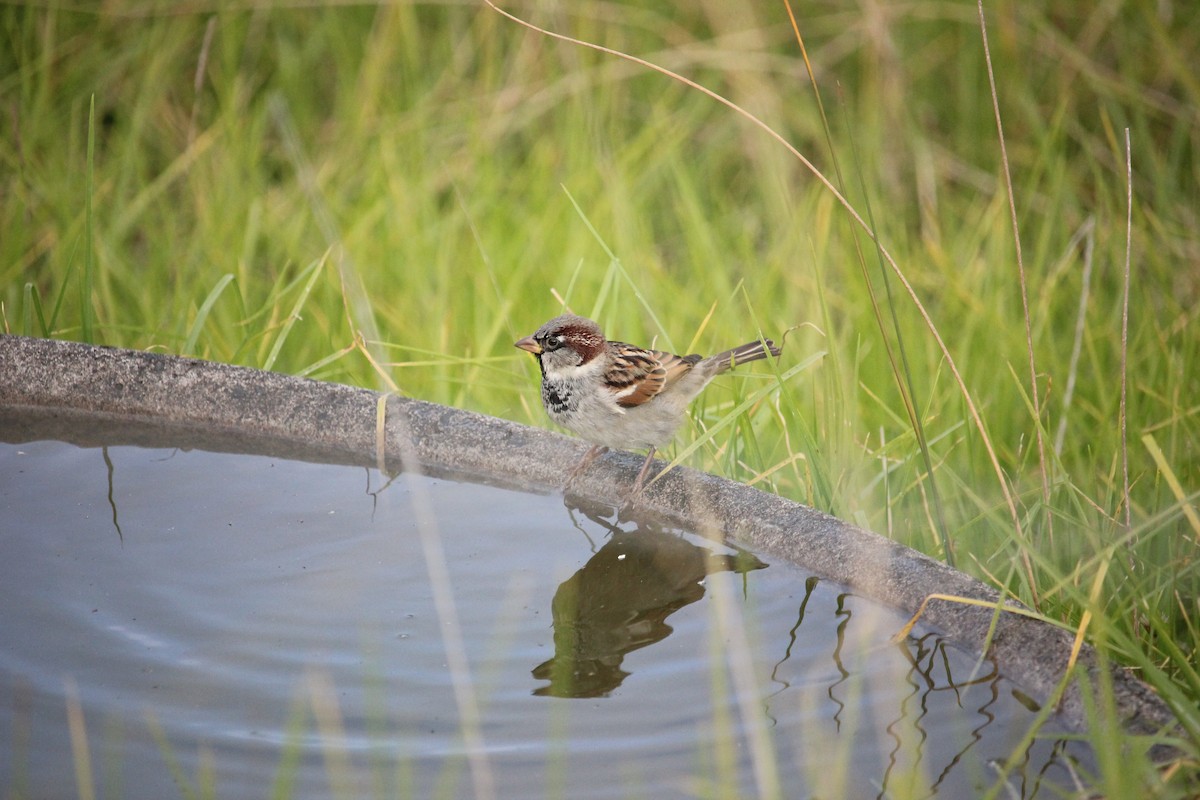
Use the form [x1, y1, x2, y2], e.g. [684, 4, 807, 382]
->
[483, 0, 1028, 567]
[839, 92, 955, 566]
[1054, 219, 1096, 456]
[978, 0, 1051, 547]
[144, 710, 204, 800]
[269, 690, 310, 800]
[307, 669, 357, 800]
[1120, 128, 1133, 533]
[82, 95, 96, 343]
[65, 676, 96, 800]
[376, 396, 496, 800]
[704, 606, 740, 796]
[699, 534, 781, 799]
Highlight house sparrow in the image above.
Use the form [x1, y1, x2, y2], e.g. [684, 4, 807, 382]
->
[515, 314, 781, 491]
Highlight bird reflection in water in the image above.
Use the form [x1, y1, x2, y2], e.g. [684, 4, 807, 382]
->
[533, 498, 767, 698]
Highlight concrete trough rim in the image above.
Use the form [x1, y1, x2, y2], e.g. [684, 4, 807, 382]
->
[0, 334, 1179, 749]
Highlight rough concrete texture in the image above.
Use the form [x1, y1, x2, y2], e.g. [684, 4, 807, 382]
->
[0, 334, 1180, 745]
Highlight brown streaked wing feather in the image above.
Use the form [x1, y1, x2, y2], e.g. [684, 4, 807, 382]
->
[612, 349, 701, 408]
[604, 344, 663, 407]
[601, 344, 684, 408]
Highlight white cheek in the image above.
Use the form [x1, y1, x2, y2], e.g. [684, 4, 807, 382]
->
[544, 358, 607, 383]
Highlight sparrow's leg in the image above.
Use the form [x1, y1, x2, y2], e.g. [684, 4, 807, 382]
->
[564, 444, 607, 490]
[630, 447, 659, 494]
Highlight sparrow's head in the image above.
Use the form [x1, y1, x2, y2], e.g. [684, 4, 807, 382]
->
[515, 314, 607, 372]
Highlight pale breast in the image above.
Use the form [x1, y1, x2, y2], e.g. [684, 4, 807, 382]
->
[541, 375, 691, 451]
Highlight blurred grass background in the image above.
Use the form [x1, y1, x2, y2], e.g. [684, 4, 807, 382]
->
[2, 0, 1198, 793]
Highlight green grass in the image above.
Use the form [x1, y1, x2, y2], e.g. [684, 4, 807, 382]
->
[2, 0, 1198, 795]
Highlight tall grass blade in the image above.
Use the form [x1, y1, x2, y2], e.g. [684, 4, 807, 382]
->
[307, 669, 356, 800]
[145, 709, 201, 800]
[183, 273, 235, 356]
[1054, 220, 1096, 456]
[1120, 129, 1134, 532]
[1142, 433, 1200, 542]
[978, 0, 1052, 544]
[269, 688, 310, 800]
[82, 94, 96, 343]
[44, 236, 82, 334]
[263, 254, 327, 372]
[22, 283, 48, 336]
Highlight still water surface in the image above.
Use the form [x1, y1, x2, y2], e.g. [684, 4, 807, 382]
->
[0, 439, 1091, 798]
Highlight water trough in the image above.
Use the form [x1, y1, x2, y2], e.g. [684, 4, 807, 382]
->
[0, 335, 1179, 781]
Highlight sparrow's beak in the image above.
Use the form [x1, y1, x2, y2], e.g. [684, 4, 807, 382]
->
[514, 336, 542, 354]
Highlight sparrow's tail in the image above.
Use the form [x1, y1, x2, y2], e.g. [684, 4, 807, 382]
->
[708, 338, 782, 374]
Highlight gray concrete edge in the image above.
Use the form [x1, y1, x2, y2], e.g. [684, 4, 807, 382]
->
[0, 334, 1179, 746]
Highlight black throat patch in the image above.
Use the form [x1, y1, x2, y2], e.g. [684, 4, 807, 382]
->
[542, 382, 572, 414]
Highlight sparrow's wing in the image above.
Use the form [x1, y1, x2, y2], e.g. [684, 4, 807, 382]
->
[606, 343, 701, 408]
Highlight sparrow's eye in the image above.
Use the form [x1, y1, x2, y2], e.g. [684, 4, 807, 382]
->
[544, 335, 563, 351]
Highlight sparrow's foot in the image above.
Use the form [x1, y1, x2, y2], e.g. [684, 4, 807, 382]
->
[563, 445, 608, 492]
